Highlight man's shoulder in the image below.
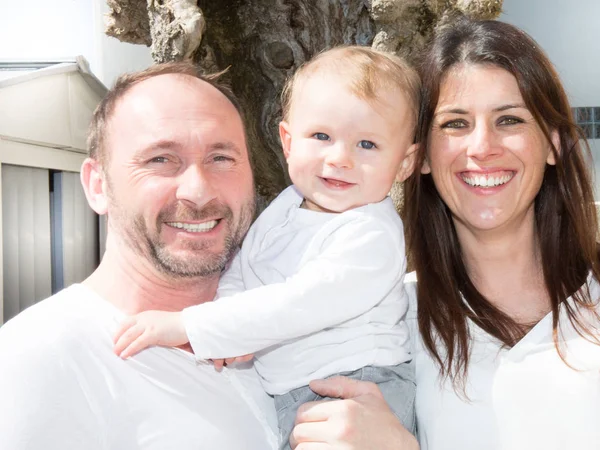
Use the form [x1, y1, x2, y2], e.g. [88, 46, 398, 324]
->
[0, 284, 113, 352]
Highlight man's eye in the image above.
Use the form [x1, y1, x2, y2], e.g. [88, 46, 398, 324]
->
[313, 132, 330, 141]
[149, 156, 169, 163]
[358, 140, 376, 150]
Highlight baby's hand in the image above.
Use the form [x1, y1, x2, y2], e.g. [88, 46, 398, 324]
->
[212, 354, 254, 372]
[113, 310, 187, 359]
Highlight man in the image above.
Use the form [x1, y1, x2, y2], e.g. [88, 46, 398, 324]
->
[0, 62, 277, 449]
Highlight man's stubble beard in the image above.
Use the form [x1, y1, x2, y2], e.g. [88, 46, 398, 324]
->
[145, 199, 254, 278]
[106, 179, 256, 279]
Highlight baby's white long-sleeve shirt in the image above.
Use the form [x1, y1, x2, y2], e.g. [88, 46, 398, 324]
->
[182, 186, 411, 395]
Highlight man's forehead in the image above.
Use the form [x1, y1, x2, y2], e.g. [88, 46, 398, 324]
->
[113, 74, 239, 117]
[104, 75, 247, 157]
[109, 75, 243, 130]
[130, 72, 212, 95]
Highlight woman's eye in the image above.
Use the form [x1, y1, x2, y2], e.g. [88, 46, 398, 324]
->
[212, 155, 234, 163]
[441, 120, 467, 129]
[313, 132, 330, 141]
[499, 116, 523, 126]
[358, 140, 376, 150]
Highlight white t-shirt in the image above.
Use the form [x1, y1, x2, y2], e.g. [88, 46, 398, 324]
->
[0, 284, 278, 450]
[183, 185, 411, 395]
[406, 275, 600, 450]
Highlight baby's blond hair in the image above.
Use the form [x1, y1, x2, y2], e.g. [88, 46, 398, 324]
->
[281, 46, 420, 127]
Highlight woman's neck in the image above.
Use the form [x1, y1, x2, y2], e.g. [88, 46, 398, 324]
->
[455, 210, 551, 324]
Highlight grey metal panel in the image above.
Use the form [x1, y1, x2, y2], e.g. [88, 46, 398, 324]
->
[2, 165, 51, 322]
[59, 171, 98, 288]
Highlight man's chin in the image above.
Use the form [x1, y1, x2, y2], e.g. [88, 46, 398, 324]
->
[153, 248, 229, 278]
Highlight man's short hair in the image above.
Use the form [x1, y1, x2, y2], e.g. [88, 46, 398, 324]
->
[87, 62, 244, 165]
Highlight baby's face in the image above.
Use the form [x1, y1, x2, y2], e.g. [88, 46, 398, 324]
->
[280, 73, 415, 213]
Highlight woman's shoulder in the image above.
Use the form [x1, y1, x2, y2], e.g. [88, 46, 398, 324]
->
[570, 273, 600, 316]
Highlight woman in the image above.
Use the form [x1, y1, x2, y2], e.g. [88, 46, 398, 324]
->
[289, 16, 600, 450]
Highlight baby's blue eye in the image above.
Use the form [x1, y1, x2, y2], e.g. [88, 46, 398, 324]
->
[358, 140, 376, 150]
[313, 132, 330, 141]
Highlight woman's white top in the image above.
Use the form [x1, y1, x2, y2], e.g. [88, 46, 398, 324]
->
[407, 275, 600, 450]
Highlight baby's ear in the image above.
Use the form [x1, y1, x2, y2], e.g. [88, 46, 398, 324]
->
[279, 121, 292, 160]
[396, 143, 419, 183]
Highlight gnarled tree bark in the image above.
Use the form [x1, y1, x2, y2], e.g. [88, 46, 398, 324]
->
[105, 0, 503, 204]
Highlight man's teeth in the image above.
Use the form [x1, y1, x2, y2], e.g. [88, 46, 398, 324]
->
[167, 220, 218, 232]
[462, 173, 513, 188]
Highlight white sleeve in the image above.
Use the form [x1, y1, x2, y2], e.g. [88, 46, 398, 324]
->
[0, 327, 105, 449]
[404, 273, 419, 357]
[216, 250, 245, 299]
[182, 216, 406, 359]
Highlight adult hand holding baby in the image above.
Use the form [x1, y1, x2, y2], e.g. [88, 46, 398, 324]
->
[289, 377, 419, 450]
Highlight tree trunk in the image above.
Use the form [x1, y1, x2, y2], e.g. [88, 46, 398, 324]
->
[106, 0, 503, 204]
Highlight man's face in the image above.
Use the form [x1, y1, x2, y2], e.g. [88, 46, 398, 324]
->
[103, 74, 255, 278]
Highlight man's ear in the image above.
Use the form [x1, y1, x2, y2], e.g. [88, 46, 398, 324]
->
[80, 158, 108, 215]
[396, 143, 419, 182]
[547, 129, 560, 166]
[279, 121, 292, 160]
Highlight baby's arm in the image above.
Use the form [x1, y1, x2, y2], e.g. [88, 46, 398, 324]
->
[113, 310, 186, 359]
[112, 252, 253, 363]
[183, 214, 406, 360]
[112, 311, 254, 367]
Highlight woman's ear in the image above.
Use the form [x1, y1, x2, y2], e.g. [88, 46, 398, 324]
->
[421, 149, 432, 174]
[279, 121, 292, 160]
[396, 143, 419, 182]
[547, 130, 560, 166]
[80, 158, 109, 215]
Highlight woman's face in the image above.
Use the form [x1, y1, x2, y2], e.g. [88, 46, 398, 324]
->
[424, 64, 557, 238]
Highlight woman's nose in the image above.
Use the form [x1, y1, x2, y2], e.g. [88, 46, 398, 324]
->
[466, 123, 503, 160]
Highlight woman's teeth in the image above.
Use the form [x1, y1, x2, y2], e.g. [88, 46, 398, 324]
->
[461, 173, 513, 188]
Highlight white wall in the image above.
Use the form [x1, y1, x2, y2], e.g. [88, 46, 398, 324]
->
[502, 0, 600, 198]
[0, 0, 153, 87]
[0, 0, 95, 64]
[501, 0, 600, 107]
[94, 0, 154, 87]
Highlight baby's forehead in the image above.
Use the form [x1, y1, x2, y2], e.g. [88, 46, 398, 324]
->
[281, 46, 420, 126]
[292, 70, 413, 114]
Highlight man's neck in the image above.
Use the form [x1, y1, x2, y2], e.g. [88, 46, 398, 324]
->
[83, 244, 220, 315]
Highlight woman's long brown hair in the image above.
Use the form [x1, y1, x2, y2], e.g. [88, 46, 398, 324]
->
[403, 15, 600, 387]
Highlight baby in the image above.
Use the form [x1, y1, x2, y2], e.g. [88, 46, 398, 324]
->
[114, 46, 420, 449]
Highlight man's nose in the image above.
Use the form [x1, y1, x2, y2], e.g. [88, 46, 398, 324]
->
[466, 123, 503, 160]
[325, 143, 354, 169]
[175, 164, 216, 207]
